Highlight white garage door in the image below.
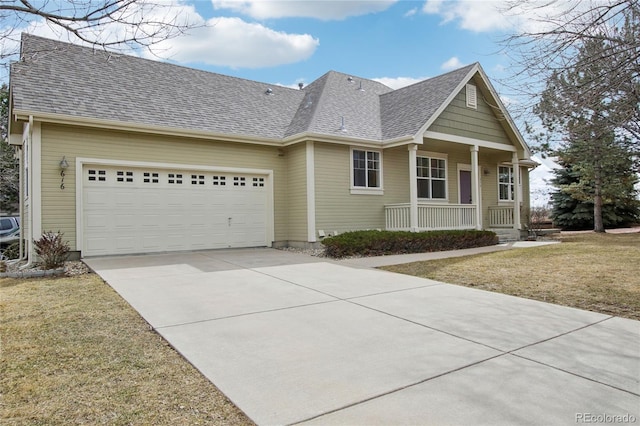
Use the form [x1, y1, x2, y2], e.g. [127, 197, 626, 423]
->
[82, 165, 269, 256]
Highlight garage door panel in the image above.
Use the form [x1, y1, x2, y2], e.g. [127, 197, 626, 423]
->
[114, 236, 136, 251]
[83, 166, 269, 256]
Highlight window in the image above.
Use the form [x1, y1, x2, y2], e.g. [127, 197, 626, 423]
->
[466, 84, 477, 109]
[168, 173, 183, 184]
[352, 149, 381, 188]
[498, 166, 518, 201]
[117, 171, 134, 183]
[417, 156, 447, 199]
[88, 169, 106, 182]
[143, 172, 159, 183]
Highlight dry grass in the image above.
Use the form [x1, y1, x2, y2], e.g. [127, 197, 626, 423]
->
[381, 232, 640, 321]
[0, 273, 253, 426]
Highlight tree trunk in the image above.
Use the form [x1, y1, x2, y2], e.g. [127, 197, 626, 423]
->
[593, 173, 605, 233]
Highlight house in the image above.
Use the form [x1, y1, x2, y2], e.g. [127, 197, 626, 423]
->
[8, 34, 536, 260]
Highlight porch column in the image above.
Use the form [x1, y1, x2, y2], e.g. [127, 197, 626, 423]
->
[512, 152, 521, 230]
[470, 145, 481, 230]
[408, 144, 419, 231]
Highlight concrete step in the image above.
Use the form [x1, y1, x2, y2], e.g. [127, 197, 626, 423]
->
[490, 228, 521, 243]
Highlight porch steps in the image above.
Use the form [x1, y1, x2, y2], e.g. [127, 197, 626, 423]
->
[490, 228, 521, 243]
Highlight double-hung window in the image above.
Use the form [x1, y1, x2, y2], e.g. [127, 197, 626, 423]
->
[352, 149, 381, 189]
[498, 166, 522, 202]
[417, 156, 447, 199]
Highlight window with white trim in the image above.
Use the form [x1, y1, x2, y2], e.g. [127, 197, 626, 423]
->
[498, 166, 522, 202]
[352, 149, 381, 188]
[417, 156, 447, 199]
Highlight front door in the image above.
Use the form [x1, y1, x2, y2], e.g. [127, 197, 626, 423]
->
[459, 170, 472, 204]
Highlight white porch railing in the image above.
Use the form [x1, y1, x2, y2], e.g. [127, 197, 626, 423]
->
[488, 206, 514, 228]
[385, 203, 477, 231]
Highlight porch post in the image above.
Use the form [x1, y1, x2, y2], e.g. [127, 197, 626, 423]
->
[470, 145, 481, 230]
[408, 144, 419, 231]
[512, 152, 521, 230]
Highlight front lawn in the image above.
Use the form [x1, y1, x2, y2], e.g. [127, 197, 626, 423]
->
[381, 232, 640, 320]
[0, 274, 253, 425]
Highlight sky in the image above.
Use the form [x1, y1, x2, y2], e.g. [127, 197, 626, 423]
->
[2, 0, 571, 203]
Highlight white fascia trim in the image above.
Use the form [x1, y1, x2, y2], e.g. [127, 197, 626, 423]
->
[424, 131, 517, 152]
[13, 110, 283, 147]
[282, 132, 415, 149]
[306, 141, 316, 243]
[74, 157, 275, 253]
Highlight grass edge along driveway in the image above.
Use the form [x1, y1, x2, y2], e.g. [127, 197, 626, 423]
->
[0, 273, 254, 426]
[381, 232, 640, 321]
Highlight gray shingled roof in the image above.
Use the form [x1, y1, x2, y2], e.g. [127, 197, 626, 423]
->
[11, 34, 476, 142]
[11, 34, 304, 140]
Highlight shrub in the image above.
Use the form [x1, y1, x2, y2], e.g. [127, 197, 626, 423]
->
[34, 231, 70, 269]
[2, 242, 20, 260]
[321, 230, 498, 259]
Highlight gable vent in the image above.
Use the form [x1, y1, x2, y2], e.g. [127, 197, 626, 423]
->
[466, 84, 477, 109]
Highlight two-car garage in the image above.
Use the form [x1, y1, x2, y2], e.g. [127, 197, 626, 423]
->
[81, 163, 271, 257]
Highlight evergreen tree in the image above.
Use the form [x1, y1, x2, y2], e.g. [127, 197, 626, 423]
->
[536, 36, 640, 232]
[0, 83, 19, 213]
[550, 159, 640, 230]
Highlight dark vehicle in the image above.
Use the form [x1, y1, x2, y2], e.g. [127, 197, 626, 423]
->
[0, 216, 20, 247]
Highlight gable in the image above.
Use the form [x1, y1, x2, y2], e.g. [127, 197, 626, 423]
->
[427, 80, 514, 147]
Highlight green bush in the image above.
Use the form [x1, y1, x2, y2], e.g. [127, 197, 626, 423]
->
[34, 231, 70, 269]
[321, 230, 498, 259]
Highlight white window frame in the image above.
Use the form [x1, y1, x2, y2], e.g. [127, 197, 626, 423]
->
[498, 165, 522, 203]
[416, 151, 448, 201]
[350, 147, 383, 195]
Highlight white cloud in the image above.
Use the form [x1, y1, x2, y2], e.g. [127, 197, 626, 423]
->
[441, 56, 463, 70]
[212, 0, 397, 20]
[421, 0, 581, 33]
[422, 0, 443, 15]
[1, 1, 320, 70]
[404, 7, 418, 18]
[372, 76, 427, 89]
[147, 16, 319, 68]
[530, 154, 561, 206]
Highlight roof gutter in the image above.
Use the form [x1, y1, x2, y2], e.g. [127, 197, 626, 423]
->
[13, 109, 418, 150]
[12, 109, 284, 147]
[282, 132, 416, 148]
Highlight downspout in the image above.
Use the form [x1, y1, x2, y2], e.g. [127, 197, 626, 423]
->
[19, 116, 35, 269]
[18, 145, 25, 260]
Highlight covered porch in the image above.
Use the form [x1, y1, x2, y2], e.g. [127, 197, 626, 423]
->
[384, 133, 532, 236]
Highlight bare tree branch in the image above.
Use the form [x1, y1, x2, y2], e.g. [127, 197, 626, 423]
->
[0, 0, 202, 63]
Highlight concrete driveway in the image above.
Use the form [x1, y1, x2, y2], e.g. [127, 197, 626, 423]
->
[85, 248, 639, 426]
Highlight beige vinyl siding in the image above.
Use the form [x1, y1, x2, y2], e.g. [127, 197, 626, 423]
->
[314, 143, 387, 232]
[428, 85, 512, 146]
[381, 146, 410, 204]
[39, 123, 288, 251]
[285, 143, 308, 243]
